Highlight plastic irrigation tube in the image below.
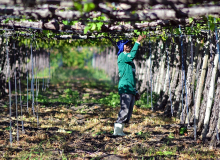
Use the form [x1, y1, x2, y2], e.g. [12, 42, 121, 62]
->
[6, 37, 13, 146]
[179, 25, 189, 126]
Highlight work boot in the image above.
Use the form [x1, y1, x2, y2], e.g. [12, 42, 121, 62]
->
[113, 123, 126, 136]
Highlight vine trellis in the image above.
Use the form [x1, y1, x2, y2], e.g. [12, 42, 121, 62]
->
[1, 0, 220, 149]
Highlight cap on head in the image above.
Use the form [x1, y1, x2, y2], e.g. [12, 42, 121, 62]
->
[117, 40, 132, 55]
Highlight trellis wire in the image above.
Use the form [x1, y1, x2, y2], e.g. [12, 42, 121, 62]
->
[190, 36, 195, 104]
[180, 26, 184, 124]
[179, 25, 189, 126]
[190, 23, 196, 127]
[146, 45, 149, 105]
[42, 52, 46, 91]
[35, 48, 39, 127]
[35, 50, 37, 105]
[47, 51, 50, 88]
[208, 20, 214, 69]
[31, 41, 35, 115]
[215, 18, 220, 143]
[42, 67, 45, 91]
[13, 42, 19, 142]
[18, 53, 24, 133]
[149, 40, 153, 111]
[208, 18, 216, 141]
[143, 44, 149, 104]
[190, 35, 196, 141]
[6, 37, 13, 146]
[166, 39, 173, 116]
[26, 46, 29, 111]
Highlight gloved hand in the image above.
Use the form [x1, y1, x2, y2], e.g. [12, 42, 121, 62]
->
[137, 34, 146, 42]
[135, 93, 141, 101]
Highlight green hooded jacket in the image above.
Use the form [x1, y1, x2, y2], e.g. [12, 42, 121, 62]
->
[117, 42, 140, 95]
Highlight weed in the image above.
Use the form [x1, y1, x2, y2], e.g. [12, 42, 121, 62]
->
[156, 151, 174, 156]
[168, 132, 175, 139]
[91, 157, 101, 160]
[135, 92, 159, 109]
[94, 130, 107, 136]
[76, 108, 87, 114]
[134, 145, 148, 155]
[136, 131, 151, 140]
[114, 147, 117, 154]
[35, 89, 81, 106]
[98, 92, 120, 107]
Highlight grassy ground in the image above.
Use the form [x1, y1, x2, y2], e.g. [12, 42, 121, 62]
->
[0, 67, 220, 159]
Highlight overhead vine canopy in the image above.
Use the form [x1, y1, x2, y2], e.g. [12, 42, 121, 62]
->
[0, 0, 220, 46]
[2, 1, 220, 151]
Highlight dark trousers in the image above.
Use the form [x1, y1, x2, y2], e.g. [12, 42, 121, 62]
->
[116, 93, 135, 124]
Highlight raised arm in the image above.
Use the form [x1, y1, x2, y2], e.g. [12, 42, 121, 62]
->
[124, 35, 146, 62]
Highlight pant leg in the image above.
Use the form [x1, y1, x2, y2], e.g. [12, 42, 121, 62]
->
[124, 94, 135, 123]
[116, 93, 135, 124]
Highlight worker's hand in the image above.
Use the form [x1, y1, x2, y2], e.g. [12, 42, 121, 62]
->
[137, 35, 146, 42]
[135, 93, 141, 101]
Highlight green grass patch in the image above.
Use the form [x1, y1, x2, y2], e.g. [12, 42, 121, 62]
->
[98, 92, 120, 107]
[51, 67, 112, 83]
[135, 92, 159, 109]
[37, 89, 81, 106]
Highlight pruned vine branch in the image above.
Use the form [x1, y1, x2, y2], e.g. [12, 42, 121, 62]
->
[1, 0, 220, 8]
[0, 18, 191, 33]
[0, 5, 220, 22]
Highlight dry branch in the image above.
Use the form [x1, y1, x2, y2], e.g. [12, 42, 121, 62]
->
[0, 19, 191, 33]
[1, 0, 219, 7]
[0, 5, 220, 21]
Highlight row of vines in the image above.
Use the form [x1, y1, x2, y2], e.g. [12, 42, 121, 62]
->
[1, 0, 220, 150]
[0, 37, 50, 99]
[94, 31, 220, 148]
